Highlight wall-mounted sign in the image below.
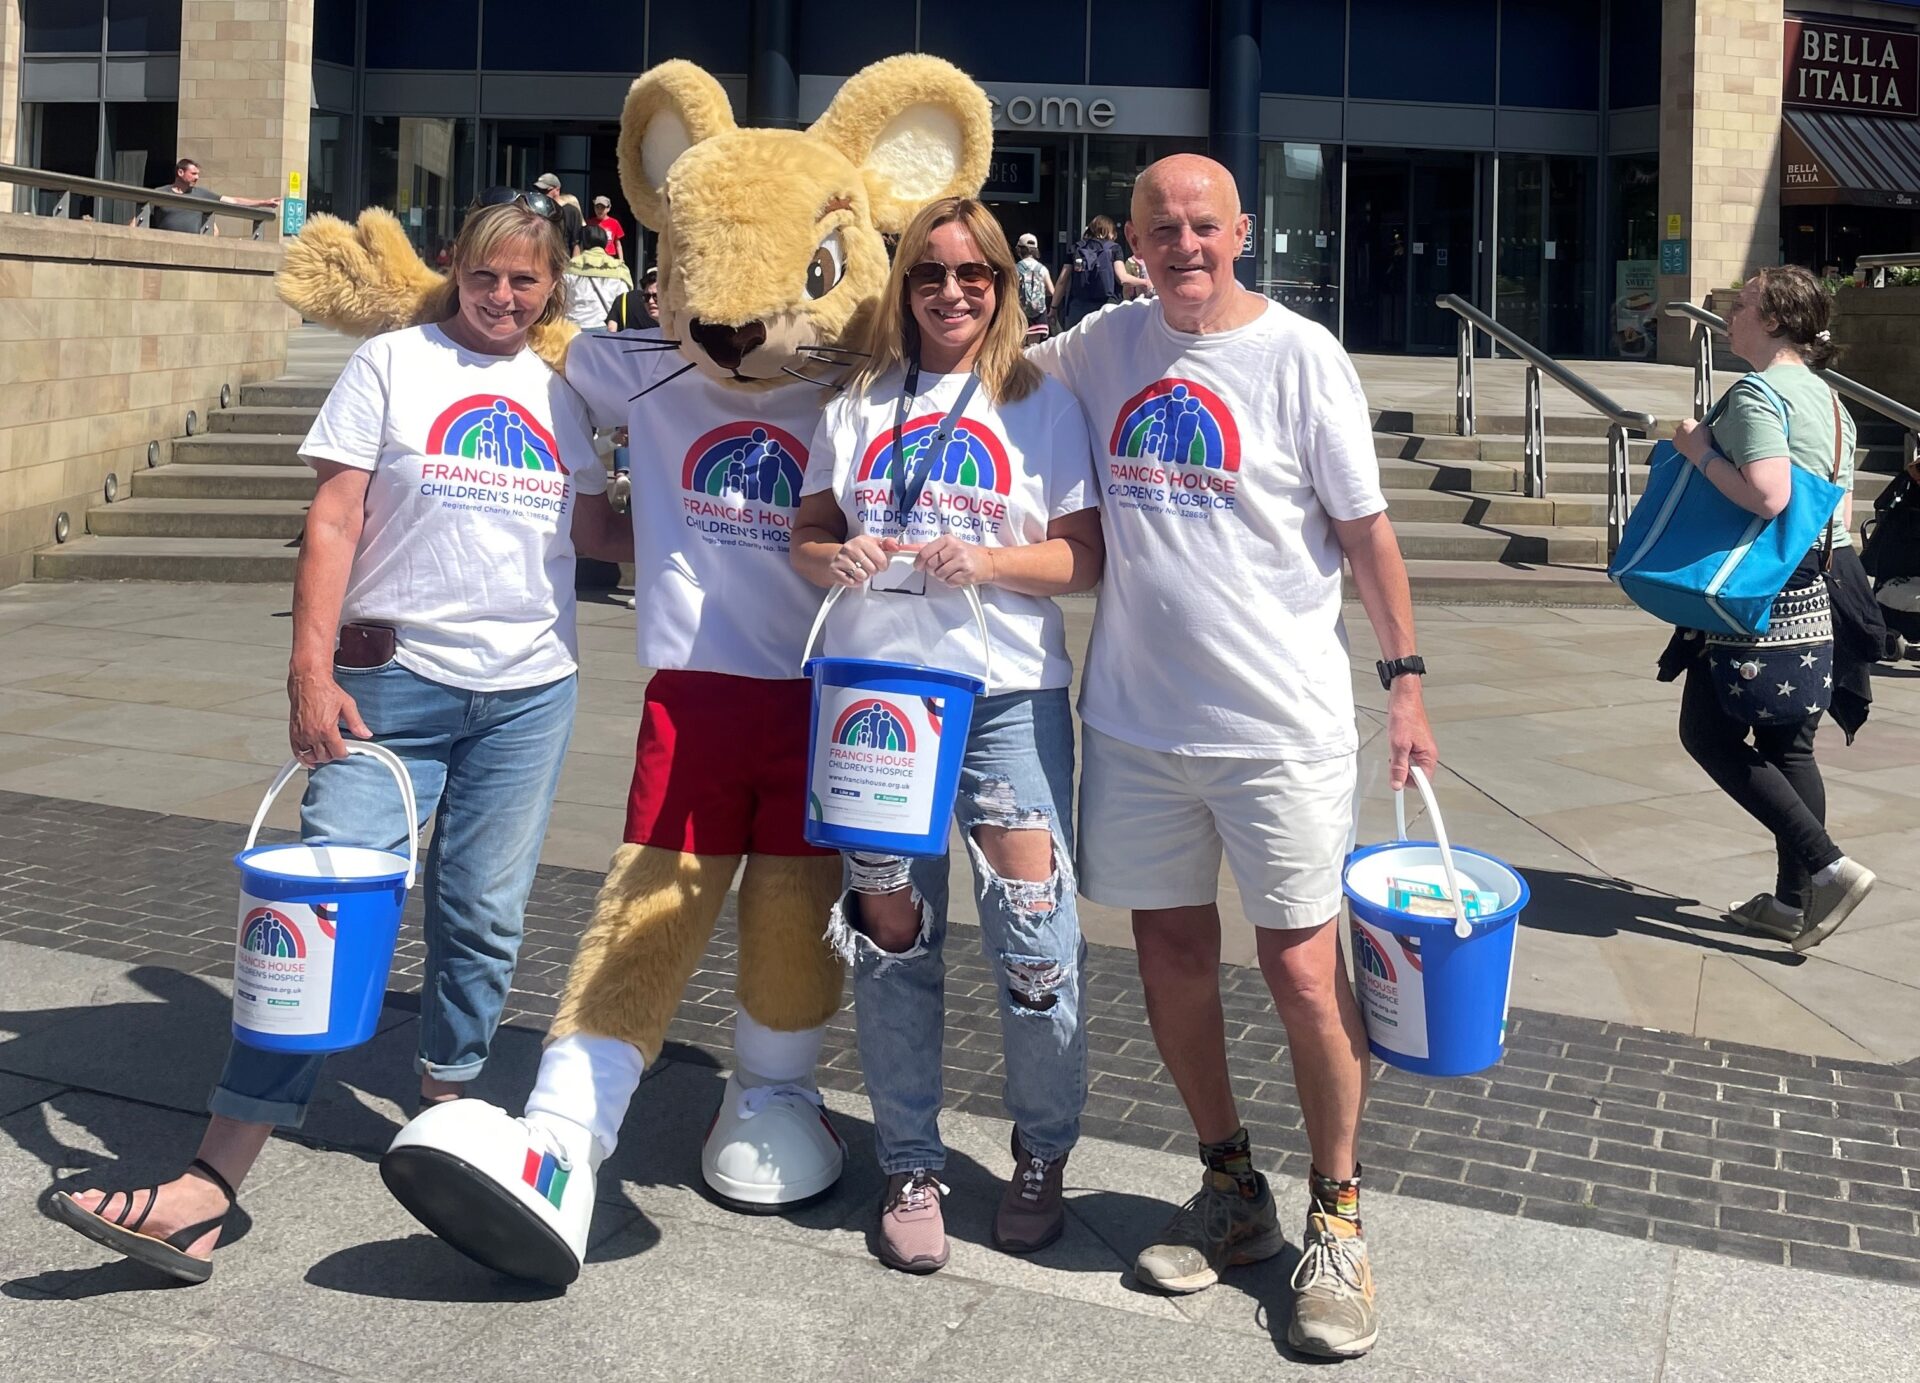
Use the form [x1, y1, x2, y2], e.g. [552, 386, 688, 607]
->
[1785, 15, 1920, 117]
[1665, 212, 1683, 237]
[986, 92, 1118, 131]
[1660, 239, 1689, 275]
[982, 147, 1041, 202]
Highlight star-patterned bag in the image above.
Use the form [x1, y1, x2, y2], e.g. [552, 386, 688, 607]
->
[1705, 580, 1833, 725]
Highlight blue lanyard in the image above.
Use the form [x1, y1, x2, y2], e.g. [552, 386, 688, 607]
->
[891, 365, 982, 520]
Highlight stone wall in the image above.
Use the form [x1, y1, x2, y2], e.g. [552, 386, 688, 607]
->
[176, 0, 315, 239]
[1831, 285, 1920, 406]
[0, 1, 21, 181]
[0, 216, 290, 588]
[1658, 0, 1786, 365]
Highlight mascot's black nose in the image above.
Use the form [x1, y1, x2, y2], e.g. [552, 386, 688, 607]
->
[688, 319, 768, 371]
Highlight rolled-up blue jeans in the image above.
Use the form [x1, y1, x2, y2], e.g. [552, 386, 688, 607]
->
[210, 662, 577, 1127]
[827, 688, 1087, 1173]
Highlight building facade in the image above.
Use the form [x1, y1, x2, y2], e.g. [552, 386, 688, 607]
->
[11, 0, 1920, 361]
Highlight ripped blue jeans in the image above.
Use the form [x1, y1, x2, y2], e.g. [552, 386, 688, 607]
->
[826, 687, 1087, 1174]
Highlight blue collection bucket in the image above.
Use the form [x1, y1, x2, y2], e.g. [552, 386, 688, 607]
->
[800, 553, 991, 857]
[230, 742, 419, 1054]
[1341, 766, 1530, 1077]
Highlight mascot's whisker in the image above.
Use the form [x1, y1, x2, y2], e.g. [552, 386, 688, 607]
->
[629, 361, 698, 400]
[801, 343, 867, 357]
[781, 366, 840, 388]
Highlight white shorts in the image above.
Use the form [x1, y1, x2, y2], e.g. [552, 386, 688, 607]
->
[1077, 726, 1355, 930]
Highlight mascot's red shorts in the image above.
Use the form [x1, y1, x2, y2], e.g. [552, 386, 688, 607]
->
[624, 670, 833, 857]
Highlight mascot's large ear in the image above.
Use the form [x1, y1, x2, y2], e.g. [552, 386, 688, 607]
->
[808, 54, 993, 234]
[617, 60, 738, 231]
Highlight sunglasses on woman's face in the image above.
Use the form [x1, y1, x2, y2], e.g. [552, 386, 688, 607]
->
[906, 260, 998, 294]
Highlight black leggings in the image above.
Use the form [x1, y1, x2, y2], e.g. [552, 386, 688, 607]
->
[1677, 655, 1841, 908]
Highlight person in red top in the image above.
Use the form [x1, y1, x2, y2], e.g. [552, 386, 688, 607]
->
[590, 195, 625, 264]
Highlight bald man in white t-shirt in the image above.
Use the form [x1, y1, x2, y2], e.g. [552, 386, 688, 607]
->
[1029, 154, 1438, 1361]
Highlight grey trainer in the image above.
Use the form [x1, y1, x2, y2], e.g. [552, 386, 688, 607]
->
[1725, 893, 1803, 943]
[1134, 1169, 1284, 1294]
[1287, 1209, 1379, 1358]
[1793, 858, 1876, 952]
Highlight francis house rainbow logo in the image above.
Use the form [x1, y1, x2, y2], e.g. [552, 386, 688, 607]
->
[832, 699, 916, 753]
[425, 395, 568, 473]
[682, 421, 808, 507]
[1109, 379, 1241, 471]
[1351, 926, 1396, 984]
[857, 416, 1013, 494]
[240, 907, 306, 959]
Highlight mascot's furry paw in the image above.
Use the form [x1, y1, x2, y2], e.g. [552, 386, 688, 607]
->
[382, 1100, 595, 1288]
[274, 208, 455, 339]
[701, 1074, 846, 1211]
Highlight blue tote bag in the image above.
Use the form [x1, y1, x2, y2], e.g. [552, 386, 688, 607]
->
[1608, 376, 1846, 636]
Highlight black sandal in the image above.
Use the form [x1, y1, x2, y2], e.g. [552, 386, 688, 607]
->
[46, 1157, 237, 1285]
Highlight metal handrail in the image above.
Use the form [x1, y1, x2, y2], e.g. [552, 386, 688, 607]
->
[1852, 252, 1920, 288]
[1663, 298, 1920, 478]
[0, 162, 273, 238]
[1435, 293, 1657, 552]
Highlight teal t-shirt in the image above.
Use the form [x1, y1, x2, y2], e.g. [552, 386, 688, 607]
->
[1711, 364, 1854, 549]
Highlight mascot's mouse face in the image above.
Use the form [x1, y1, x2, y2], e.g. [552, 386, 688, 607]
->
[618, 56, 992, 384]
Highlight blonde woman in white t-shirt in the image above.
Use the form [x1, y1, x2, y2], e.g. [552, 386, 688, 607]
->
[792, 196, 1104, 1276]
[47, 203, 627, 1284]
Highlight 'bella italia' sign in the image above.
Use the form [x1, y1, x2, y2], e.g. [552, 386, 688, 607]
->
[1785, 15, 1920, 117]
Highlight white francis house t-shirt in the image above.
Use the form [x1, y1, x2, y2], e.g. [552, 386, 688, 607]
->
[566, 330, 830, 681]
[299, 324, 605, 692]
[804, 368, 1098, 694]
[1029, 298, 1387, 759]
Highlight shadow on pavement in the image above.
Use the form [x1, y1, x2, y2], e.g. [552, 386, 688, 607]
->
[1516, 867, 1798, 963]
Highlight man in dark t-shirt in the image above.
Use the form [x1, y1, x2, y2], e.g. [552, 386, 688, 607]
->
[144, 158, 278, 234]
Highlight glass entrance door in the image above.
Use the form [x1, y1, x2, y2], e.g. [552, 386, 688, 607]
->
[1497, 154, 1598, 356]
[1343, 151, 1478, 353]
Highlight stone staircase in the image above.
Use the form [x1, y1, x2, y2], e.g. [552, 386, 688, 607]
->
[34, 383, 1891, 606]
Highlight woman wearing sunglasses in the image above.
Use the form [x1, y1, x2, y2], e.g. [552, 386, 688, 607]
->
[793, 197, 1103, 1274]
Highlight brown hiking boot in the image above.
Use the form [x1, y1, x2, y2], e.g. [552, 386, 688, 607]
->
[993, 1129, 1067, 1253]
[1134, 1169, 1285, 1294]
[1288, 1210, 1379, 1358]
[876, 1170, 949, 1274]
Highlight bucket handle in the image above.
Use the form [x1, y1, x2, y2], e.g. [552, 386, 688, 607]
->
[1392, 765, 1471, 940]
[245, 743, 419, 890]
[800, 551, 994, 688]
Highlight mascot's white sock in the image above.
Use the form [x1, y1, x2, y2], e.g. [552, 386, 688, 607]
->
[733, 1010, 825, 1086]
[525, 1033, 647, 1166]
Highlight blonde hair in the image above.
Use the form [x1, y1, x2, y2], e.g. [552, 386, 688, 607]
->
[853, 196, 1040, 407]
[448, 203, 570, 330]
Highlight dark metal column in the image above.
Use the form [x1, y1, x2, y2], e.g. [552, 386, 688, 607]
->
[748, 0, 800, 130]
[1210, 0, 1262, 287]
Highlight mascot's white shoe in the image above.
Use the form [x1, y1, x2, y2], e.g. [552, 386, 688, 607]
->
[382, 1100, 596, 1288]
[701, 1075, 845, 1211]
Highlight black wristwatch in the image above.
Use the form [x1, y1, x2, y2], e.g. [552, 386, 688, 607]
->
[1376, 655, 1427, 690]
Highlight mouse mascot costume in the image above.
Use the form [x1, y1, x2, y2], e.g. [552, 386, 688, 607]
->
[276, 55, 992, 1286]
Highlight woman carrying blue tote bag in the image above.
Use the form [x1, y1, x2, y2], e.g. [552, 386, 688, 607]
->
[1650, 267, 1875, 953]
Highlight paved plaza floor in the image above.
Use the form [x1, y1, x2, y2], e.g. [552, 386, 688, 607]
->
[1, 575, 1918, 1379]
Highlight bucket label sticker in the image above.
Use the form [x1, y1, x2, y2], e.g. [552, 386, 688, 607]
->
[1350, 918, 1429, 1060]
[232, 898, 337, 1036]
[810, 688, 942, 837]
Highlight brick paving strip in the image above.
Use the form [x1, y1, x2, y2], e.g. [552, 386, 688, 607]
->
[2, 787, 1917, 1284]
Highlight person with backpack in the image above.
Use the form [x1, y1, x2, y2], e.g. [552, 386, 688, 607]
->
[563, 225, 632, 329]
[1014, 233, 1054, 341]
[1052, 216, 1147, 332]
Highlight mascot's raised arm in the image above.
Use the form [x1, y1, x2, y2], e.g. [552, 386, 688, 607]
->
[278, 53, 992, 1288]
